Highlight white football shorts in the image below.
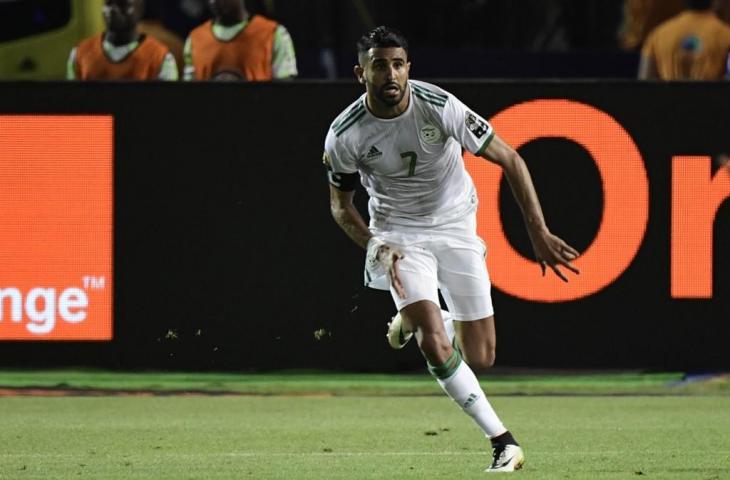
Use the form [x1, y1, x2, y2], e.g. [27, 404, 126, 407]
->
[365, 213, 494, 321]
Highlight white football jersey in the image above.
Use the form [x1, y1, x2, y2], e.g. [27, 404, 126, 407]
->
[324, 80, 494, 229]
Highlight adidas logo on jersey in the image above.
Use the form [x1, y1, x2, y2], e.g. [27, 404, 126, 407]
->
[366, 146, 383, 159]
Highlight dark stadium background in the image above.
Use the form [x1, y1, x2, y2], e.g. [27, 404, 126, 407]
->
[0, 0, 728, 372]
[0, 81, 727, 372]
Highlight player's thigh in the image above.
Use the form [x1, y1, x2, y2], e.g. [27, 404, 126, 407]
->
[436, 243, 494, 321]
[387, 245, 442, 313]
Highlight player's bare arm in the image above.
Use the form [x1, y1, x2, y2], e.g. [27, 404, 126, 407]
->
[328, 185, 370, 248]
[329, 184, 406, 298]
[480, 133, 580, 281]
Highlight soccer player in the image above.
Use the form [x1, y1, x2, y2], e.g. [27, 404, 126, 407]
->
[323, 26, 579, 473]
[183, 0, 297, 81]
[67, 0, 178, 81]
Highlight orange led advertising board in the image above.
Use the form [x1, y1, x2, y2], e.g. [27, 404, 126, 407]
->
[0, 116, 113, 340]
[465, 99, 729, 302]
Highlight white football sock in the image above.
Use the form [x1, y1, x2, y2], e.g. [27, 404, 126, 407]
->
[436, 360, 506, 439]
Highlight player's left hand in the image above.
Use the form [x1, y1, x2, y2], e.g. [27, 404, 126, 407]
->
[529, 230, 580, 282]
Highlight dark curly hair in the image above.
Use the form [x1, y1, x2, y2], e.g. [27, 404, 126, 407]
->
[356, 26, 409, 55]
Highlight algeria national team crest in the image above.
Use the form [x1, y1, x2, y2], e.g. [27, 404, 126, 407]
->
[419, 124, 442, 144]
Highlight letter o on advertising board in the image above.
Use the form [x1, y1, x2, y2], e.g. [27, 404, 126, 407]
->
[465, 100, 649, 302]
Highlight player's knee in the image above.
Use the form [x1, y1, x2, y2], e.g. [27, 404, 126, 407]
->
[419, 333, 453, 365]
[465, 349, 496, 372]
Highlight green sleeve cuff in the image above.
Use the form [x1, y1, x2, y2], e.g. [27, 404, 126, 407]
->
[475, 129, 495, 157]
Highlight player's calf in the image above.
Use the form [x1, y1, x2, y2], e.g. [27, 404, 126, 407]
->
[454, 316, 497, 372]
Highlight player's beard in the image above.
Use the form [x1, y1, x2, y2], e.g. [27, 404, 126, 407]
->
[375, 82, 406, 107]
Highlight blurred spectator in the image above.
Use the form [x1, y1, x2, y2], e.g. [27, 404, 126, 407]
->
[639, 0, 730, 80]
[139, 2, 186, 75]
[183, 0, 297, 81]
[619, 0, 684, 51]
[67, 0, 177, 81]
[250, 0, 338, 78]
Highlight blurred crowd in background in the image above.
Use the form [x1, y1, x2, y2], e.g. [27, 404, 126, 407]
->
[1, 0, 729, 80]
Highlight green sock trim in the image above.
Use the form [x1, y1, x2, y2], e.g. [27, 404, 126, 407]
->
[428, 348, 462, 380]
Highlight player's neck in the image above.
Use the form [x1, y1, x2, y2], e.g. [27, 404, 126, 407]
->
[105, 29, 140, 47]
[366, 87, 410, 119]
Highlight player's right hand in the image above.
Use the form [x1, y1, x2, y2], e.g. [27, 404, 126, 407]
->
[377, 245, 406, 299]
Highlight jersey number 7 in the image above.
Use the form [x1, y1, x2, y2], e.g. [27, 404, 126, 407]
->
[400, 151, 417, 177]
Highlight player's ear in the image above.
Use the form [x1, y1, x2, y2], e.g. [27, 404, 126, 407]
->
[354, 65, 365, 84]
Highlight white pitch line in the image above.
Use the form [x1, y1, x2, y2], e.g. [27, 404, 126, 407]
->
[0, 452, 481, 458]
[0, 451, 728, 458]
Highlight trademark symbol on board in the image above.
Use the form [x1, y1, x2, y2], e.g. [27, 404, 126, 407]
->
[82, 276, 106, 290]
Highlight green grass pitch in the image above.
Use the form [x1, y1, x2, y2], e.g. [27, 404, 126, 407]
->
[0, 371, 728, 479]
